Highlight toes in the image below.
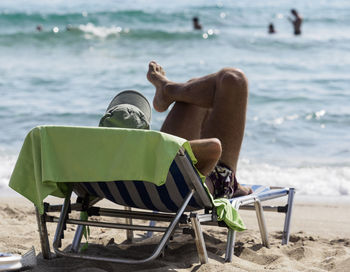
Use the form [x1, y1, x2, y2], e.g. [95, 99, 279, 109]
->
[155, 63, 165, 76]
[149, 61, 157, 71]
[149, 61, 166, 77]
[149, 61, 164, 75]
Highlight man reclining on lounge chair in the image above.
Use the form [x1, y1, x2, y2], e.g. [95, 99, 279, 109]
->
[100, 61, 252, 198]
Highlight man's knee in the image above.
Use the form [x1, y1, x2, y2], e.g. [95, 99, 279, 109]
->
[218, 68, 248, 93]
[207, 138, 222, 160]
[187, 77, 198, 83]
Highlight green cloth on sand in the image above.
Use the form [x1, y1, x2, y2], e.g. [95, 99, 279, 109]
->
[9, 125, 245, 231]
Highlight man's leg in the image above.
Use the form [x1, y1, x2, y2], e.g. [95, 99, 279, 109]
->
[158, 97, 221, 194]
[160, 102, 207, 140]
[147, 61, 251, 196]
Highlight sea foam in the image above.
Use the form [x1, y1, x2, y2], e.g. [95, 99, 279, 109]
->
[238, 160, 350, 197]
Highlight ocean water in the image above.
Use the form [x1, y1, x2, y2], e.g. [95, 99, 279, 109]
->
[0, 0, 349, 197]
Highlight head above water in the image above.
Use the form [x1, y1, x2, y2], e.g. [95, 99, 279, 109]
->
[192, 17, 202, 30]
[291, 9, 298, 16]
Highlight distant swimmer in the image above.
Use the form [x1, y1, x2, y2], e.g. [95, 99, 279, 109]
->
[192, 17, 202, 30]
[268, 23, 276, 34]
[36, 25, 43, 32]
[288, 9, 303, 35]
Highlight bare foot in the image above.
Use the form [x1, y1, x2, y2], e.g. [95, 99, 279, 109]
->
[147, 61, 173, 112]
[233, 183, 253, 197]
[205, 179, 252, 198]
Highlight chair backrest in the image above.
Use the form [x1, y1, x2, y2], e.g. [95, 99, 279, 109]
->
[74, 148, 213, 213]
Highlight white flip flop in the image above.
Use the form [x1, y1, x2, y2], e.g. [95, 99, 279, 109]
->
[0, 253, 22, 271]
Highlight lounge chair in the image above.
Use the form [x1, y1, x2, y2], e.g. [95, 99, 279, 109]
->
[9, 125, 295, 264]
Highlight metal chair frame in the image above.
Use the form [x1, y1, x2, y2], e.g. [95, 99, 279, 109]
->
[35, 186, 295, 264]
[35, 147, 295, 264]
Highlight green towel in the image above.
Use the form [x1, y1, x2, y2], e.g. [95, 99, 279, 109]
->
[212, 198, 246, 231]
[8, 125, 245, 231]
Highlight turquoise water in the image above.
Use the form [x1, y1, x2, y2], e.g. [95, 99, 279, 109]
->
[1, 0, 349, 196]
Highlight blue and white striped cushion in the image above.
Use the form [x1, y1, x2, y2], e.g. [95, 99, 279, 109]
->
[75, 153, 207, 213]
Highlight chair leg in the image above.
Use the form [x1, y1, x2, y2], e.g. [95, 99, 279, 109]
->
[190, 213, 208, 264]
[254, 198, 270, 248]
[225, 228, 236, 262]
[35, 206, 51, 259]
[282, 188, 295, 245]
[146, 220, 156, 238]
[53, 192, 72, 250]
[125, 206, 133, 241]
[71, 225, 84, 253]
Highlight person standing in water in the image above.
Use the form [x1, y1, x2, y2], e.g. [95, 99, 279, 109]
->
[288, 9, 303, 35]
[268, 23, 276, 34]
[192, 17, 202, 30]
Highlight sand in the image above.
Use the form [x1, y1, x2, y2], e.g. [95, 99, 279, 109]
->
[0, 195, 349, 272]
